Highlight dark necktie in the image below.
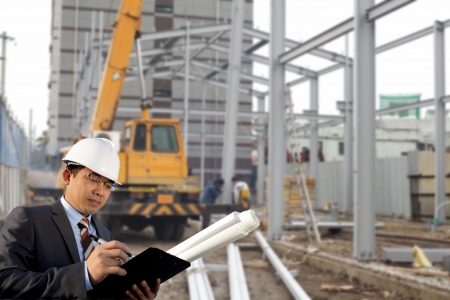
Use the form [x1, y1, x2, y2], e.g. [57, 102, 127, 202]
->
[78, 218, 95, 259]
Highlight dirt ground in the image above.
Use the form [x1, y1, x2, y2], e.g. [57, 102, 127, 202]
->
[279, 213, 450, 260]
[119, 217, 421, 300]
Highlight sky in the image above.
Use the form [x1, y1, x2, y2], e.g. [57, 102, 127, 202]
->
[0, 0, 449, 139]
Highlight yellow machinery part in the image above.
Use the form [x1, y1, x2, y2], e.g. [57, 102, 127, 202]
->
[118, 152, 127, 183]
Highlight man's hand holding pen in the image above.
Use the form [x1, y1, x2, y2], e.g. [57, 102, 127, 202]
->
[86, 240, 130, 284]
[86, 239, 160, 300]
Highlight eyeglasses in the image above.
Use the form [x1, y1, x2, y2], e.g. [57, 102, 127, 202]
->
[73, 169, 116, 191]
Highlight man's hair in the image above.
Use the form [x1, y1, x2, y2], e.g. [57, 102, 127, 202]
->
[231, 175, 240, 182]
[214, 178, 224, 185]
[66, 163, 82, 177]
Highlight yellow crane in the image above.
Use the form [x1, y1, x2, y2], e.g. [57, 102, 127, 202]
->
[55, 0, 199, 240]
[35, 0, 247, 240]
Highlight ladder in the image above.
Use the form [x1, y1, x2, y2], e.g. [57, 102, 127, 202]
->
[285, 85, 321, 244]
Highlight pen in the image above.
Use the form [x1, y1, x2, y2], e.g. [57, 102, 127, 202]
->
[88, 234, 134, 259]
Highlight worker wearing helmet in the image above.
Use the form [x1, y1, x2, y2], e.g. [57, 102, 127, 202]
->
[0, 138, 160, 299]
[231, 175, 251, 209]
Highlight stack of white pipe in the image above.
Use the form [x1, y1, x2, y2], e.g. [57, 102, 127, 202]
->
[187, 258, 215, 300]
[168, 210, 260, 262]
[227, 243, 250, 300]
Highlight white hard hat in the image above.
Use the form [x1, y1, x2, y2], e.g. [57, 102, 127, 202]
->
[62, 138, 121, 184]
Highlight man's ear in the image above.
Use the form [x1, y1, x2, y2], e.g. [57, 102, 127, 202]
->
[62, 169, 71, 186]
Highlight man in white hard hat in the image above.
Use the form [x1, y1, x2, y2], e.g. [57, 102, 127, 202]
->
[0, 138, 160, 299]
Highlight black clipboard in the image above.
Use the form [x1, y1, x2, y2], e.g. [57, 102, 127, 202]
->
[91, 247, 190, 299]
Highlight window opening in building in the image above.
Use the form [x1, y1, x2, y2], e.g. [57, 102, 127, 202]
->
[155, 5, 173, 13]
[153, 90, 172, 98]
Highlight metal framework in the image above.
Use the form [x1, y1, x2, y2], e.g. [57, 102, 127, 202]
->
[73, 0, 448, 261]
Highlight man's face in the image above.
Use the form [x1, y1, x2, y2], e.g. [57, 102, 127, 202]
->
[63, 167, 113, 216]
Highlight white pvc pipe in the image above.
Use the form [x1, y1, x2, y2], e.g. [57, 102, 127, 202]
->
[255, 232, 311, 300]
[187, 258, 215, 300]
[168, 211, 241, 257]
[227, 243, 250, 300]
[177, 211, 260, 262]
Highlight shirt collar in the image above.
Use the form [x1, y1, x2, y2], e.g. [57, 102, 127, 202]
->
[60, 196, 92, 229]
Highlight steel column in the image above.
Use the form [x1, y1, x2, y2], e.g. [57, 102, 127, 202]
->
[268, 0, 286, 239]
[184, 21, 190, 156]
[221, 0, 245, 204]
[434, 21, 446, 223]
[201, 82, 206, 188]
[309, 79, 319, 179]
[257, 95, 265, 207]
[97, 11, 104, 89]
[344, 35, 353, 215]
[353, 0, 376, 260]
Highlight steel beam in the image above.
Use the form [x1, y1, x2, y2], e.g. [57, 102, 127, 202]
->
[382, 248, 450, 263]
[147, 36, 182, 66]
[279, 18, 353, 65]
[257, 95, 266, 207]
[139, 23, 230, 43]
[295, 120, 342, 132]
[318, 63, 346, 76]
[201, 83, 206, 188]
[221, 0, 245, 204]
[309, 79, 319, 180]
[376, 98, 434, 115]
[268, 0, 286, 240]
[172, 30, 227, 75]
[134, 42, 207, 58]
[434, 21, 446, 224]
[184, 21, 190, 156]
[353, 0, 376, 261]
[286, 76, 309, 87]
[285, 221, 384, 229]
[442, 95, 450, 103]
[255, 232, 311, 300]
[366, 0, 415, 22]
[205, 39, 268, 79]
[125, 70, 173, 82]
[243, 27, 352, 65]
[175, 71, 264, 98]
[208, 43, 318, 78]
[191, 60, 269, 85]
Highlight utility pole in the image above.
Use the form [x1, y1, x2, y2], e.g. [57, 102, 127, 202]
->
[0, 32, 15, 104]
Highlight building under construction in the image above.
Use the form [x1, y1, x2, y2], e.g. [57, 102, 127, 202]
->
[1, 0, 450, 299]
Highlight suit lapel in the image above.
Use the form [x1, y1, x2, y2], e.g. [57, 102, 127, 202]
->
[51, 199, 81, 263]
[91, 216, 112, 242]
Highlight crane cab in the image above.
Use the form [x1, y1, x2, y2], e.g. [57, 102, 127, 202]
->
[118, 118, 188, 186]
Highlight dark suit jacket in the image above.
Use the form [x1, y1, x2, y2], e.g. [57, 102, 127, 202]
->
[0, 199, 113, 299]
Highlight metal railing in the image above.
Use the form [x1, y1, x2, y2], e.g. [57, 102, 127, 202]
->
[0, 100, 28, 216]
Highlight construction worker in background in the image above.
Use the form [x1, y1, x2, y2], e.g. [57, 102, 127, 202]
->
[231, 175, 251, 209]
[200, 178, 225, 229]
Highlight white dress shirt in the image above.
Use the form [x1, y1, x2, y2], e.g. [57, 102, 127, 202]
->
[60, 196, 99, 291]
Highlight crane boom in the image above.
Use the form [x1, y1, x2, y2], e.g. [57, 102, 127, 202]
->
[89, 0, 143, 132]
